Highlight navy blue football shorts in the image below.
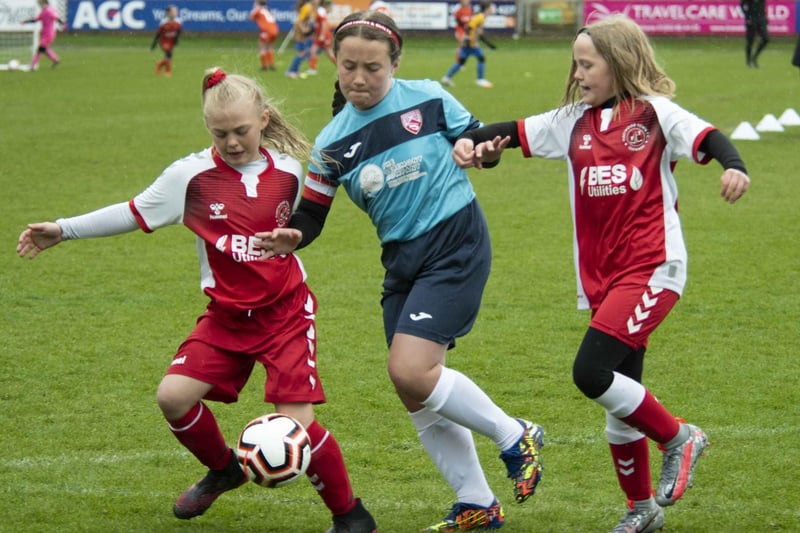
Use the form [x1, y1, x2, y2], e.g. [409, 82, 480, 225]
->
[380, 199, 492, 348]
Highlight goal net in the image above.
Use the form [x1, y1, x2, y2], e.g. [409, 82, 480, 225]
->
[0, 0, 65, 71]
[0, 29, 39, 70]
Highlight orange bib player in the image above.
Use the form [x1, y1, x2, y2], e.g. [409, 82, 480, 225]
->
[151, 5, 182, 77]
[453, 0, 473, 44]
[251, 0, 279, 71]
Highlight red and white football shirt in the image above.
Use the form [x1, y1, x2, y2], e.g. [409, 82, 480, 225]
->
[129, 146, 307, 312]
[517, 96, 715, 309]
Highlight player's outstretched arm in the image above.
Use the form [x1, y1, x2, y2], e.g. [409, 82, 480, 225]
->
[720, 168, 750, 204]
[17, 222, 63, 259]
[699, 129, 750, 204]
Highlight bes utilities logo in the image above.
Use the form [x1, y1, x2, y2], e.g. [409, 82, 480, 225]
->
[215, 234, 263, 262]
[579, 164, 643, 197]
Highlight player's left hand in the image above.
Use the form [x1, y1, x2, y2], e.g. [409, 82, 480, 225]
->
[254, 228, 302, 259]
[17, 222, 63, 259]
[720, 168, 750, 203]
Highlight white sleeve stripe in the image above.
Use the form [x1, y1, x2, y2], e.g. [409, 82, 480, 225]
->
[304, 176, 337, 198]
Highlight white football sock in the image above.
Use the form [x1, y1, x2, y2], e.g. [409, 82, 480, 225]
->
[423, 366, 523, 451]
[409, 407, 495, 506]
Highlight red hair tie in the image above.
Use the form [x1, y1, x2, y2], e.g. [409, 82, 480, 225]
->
[205, 69, 227, 90]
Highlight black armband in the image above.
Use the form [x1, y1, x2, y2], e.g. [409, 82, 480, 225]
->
[289, 198, 331, 250]
[458, 121, 521, 148]
[700, 129, 748, 174]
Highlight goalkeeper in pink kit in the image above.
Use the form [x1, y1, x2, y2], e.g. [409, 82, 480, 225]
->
[22, 0, 64, 69]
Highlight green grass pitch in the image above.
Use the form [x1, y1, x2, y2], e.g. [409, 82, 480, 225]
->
[1, 32, 799, 532]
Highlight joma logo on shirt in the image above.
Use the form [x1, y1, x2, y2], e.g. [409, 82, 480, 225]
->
[215, 234, 263, 262]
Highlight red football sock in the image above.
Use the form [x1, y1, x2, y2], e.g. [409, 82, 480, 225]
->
[168, 401, 230, 469]
[305, 420, 356, 515]
[609, 437, 652, 501]
[621, 390, 681, 443]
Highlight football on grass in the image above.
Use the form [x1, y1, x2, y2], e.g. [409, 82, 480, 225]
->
[236, 413, 311, 488]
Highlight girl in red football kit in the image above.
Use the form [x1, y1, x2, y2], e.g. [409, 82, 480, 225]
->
[17, 67, 376, 533]
[452, 15, 750, 533]
[151, 5, 182, 76]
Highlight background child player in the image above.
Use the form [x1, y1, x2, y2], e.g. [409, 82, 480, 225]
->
[453, 0, 473, 44]
[441, 1, 496, 88]
[16, 66, 377, 533]
[151, 5, 182, 77]
[22, 0, 64, 70]
[285, 0, 314, 78]
[306, 0, 335, 75]
[250, 0, 279, 71]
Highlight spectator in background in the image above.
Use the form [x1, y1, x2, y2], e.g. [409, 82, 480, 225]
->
[740, 0, 768, 68]
[151, 4, 182, 77]
[250, 0, 279, 71]
[22, 0, 64, 69]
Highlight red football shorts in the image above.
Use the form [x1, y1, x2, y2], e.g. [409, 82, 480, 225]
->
[166, 284, 325, 405]
[590, 284, 680, 350]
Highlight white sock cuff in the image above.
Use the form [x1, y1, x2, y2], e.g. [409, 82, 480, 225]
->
[595, 371, 646, 418]
[422, 366, 457, 413]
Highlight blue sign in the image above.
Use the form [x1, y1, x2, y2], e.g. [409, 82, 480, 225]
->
[67, 1, 298, 32]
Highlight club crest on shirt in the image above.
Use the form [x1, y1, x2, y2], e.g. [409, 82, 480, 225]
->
[622, 123, 649, 152]
[275, 200, 291, 227]
[401, 109, 423, 135]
